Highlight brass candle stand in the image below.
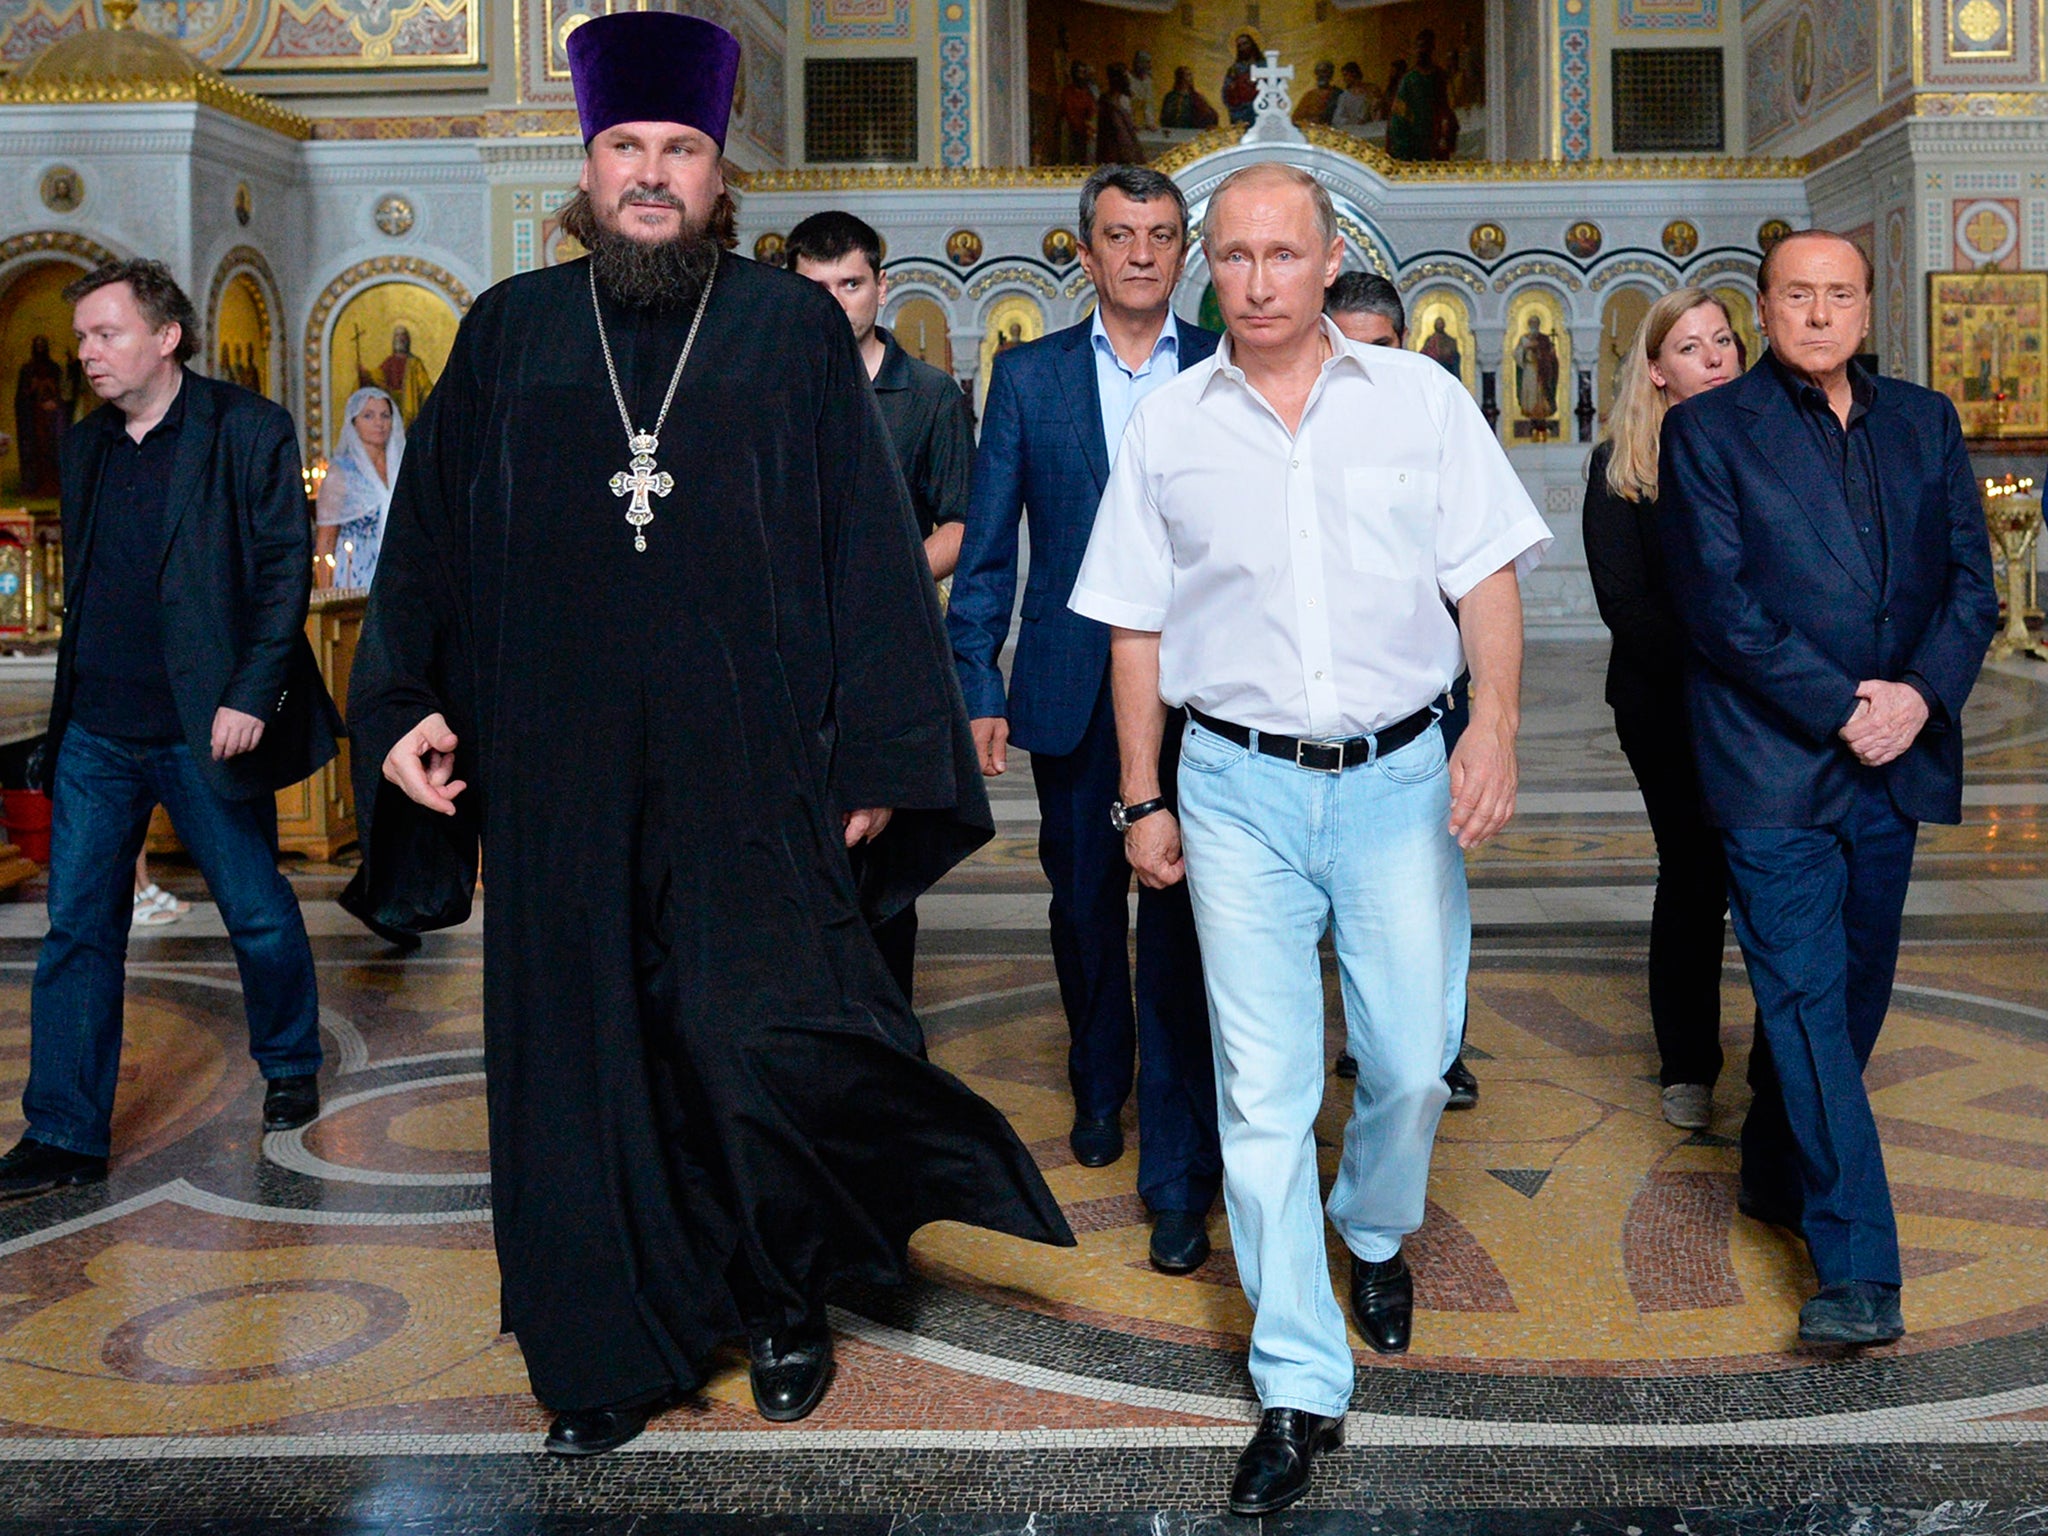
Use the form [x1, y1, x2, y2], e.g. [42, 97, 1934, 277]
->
[1985, 475, 2048, 663]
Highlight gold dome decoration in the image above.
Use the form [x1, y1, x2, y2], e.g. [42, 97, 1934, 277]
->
[0, 0, 311, 142]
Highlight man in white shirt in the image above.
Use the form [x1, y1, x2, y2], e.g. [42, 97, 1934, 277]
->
[1070, 163, 1549, 1517]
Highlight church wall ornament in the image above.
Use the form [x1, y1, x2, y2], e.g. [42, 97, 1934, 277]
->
[37, 164, 82, 214]
[1041, 228, 1077, 268]
[1588, 256, 1681, 292]
[1660, 219, 1698, 258]
[1491, 258, 1584, 295]
[1563, 220, 1603, 260]
[879, 262, 962, 300]
[1468, 222, 1507, 262]
[944, 228, 983, 267]
[965, 263, 1054, 301]
[1397, 260, 1488, 297]
[373, 194, 416, 239]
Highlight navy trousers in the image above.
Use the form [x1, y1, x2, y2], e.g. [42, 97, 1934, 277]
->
[24, 724, 323, 1158]
[1029, 677, 1220, 1215]
[1722, 773, 1915, 1288]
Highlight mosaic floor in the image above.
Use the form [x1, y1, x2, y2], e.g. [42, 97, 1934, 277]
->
[2, 644, 2047, 1533]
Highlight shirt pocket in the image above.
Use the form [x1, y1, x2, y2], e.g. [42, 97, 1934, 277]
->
[1341, 467, 1438, 582]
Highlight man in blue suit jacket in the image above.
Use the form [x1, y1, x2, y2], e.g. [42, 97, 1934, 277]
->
[948, 165, 1222, 1274]
[1661, 231, 1997, 1346]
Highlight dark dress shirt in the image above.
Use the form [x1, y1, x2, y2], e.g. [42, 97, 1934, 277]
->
[71, 380, 186, 742]
[870, 326, 972, 540]
[1768, 350, 1885, 584]
[1583, 439, 1690, 719]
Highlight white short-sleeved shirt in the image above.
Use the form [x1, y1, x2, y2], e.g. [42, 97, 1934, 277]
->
[1069, 318, 1552, 739]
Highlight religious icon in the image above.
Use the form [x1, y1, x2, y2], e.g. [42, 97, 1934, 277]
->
[1661, 220, 1699, 260]
[1757, 218, 1794, 253]
[328, 280, 459, 447]
[945, 229, 983, 268]
[1790, 11, 1816, 112]
[1509, 308, 1565, 441]
[1468, 222, 1506, 262]
[1222, 31, 1262, 125]
[1564, 221, 1603, 261]
[753, 232, 786, 266]
[1419, 316, 1461, 377]
[1927, 270, 2046, 437]
[12, 335, 67, 499]
[977, 293, 1045, 413]
[1042, 228, 1078, 268]
[38, 166, 81, 215]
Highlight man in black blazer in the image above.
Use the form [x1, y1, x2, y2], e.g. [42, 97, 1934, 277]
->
[1661, 231, 1998, 1345]
[0, 260, 341, 1200]
[948, 165, 1222, 1274]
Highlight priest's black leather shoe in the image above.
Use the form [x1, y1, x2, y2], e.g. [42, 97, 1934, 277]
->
[1228, 1407, 1345, 1517]
[1444, 1055, 1479, 1109]
[0, 1137, 107, 1200]
[749, 1325, 835, 1422]
[1148, 1210, 1210, 1274]
[262, 1074, 320, 1132]
[1068, 1114, 1123, 1168]
[1799, 1281, 1904, 1346]
[544, 1400, 662, 1457]
[1349, 1251, 1413, 1354]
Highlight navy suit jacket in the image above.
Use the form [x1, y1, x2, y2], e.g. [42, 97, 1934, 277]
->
[1659, 358, 1997, 828]
[948, 315, 1219, 758]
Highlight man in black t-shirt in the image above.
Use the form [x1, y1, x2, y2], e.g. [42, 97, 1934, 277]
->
[789, 211, 974, 1003]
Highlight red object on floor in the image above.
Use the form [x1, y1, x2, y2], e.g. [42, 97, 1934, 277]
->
[2, 787, 52, 863]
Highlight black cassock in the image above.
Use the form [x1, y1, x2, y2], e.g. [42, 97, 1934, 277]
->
[343, 252, 1074, 1412]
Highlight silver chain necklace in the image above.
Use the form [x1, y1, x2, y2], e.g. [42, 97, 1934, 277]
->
[589, 259, 717, 552]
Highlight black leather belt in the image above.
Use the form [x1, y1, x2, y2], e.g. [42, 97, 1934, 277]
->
[1188, 704, 1439, 774]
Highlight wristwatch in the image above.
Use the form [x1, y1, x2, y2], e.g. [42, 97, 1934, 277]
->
[1110, 796, 1168, 833]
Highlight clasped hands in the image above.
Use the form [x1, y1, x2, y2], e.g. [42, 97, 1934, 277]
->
[1839, 679, 1928, 768]
[383, 712, 893, 844]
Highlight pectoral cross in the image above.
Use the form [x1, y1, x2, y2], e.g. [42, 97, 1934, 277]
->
[608, 432, 673, 552]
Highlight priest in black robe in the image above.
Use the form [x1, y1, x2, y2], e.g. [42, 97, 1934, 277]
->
[341, 10, 1073, 1456]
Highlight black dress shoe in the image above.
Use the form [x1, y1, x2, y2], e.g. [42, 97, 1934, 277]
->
[1349, 1251, 1413, 1354]
[262, 1074, 320, 1132]
[749, 1325, 834, 1422]
[1736, 1183, 1802, 1230]
[1068, 1115, 1123, 1168]
[1148, 1210, 1210, 1274]
[1228, 1407, 1345, 1517]
[544, 1400, 661, 1457]
[1799, 1281, 1904, 1346]
[1333, 1052, 1358, 1080]
[0, 1137, 108, 1200]
[1444, 1056, 1479, 1109]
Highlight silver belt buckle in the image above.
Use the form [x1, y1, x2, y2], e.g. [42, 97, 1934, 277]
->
[1294, 737, 1345, 774]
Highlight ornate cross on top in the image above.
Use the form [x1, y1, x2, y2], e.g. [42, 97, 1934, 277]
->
[1251, 51, 1294, 122]
[609, 436, 674, 553]
[1243, 50, 1306, 145]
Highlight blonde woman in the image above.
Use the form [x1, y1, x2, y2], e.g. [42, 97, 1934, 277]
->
[1582, 287, 1741, 1130]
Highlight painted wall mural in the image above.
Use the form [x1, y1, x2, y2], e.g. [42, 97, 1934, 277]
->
[326, 281, 457, 447]
[0, 0, 478, 72]
[214, 274, 274, 401]
[1502, 287, 1570, 442]
[1407, 288, 1477, 396]
[1744, 0, 1874, 149]
[1026, 0, 1483, 166]
[1617, 0, 1720, 30]
[0, 258, 90, 504]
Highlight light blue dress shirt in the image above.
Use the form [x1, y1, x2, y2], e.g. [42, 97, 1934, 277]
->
[1090, 310, 1181, 463]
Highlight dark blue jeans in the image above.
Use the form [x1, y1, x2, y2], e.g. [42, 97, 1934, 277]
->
[1030, 677, 1219, 1215]
[23, 723, 322, 1157]
[1722, 773, 1915, 1288]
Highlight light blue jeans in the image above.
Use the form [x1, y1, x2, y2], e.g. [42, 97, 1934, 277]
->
[1176, 716, 1466, 1417]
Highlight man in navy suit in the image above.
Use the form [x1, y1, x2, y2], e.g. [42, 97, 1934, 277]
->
[1661, 230, 1997, 1345]
[948, 165, 1222, 1275]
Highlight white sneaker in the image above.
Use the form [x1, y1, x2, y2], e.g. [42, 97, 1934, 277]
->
[1660, 1082, 1713, 1130]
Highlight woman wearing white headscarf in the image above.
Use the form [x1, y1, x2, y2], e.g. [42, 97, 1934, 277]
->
[315, 386, 403, 590]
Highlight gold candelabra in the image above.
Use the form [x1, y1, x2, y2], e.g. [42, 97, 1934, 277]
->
[1984, 474, 2048, 663]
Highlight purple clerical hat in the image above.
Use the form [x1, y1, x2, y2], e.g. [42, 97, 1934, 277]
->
[567, 11, 741, 149]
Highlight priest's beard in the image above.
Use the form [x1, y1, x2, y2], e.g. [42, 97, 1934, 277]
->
[559, 188, 725, 311]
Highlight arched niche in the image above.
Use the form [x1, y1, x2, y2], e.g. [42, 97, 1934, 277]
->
[205, 247, 286, 406]
[1596, 283, 1657, 427]
[0, 241, 114, 505]
[975, 291, 1047, 413]
[303, 257, 473, 458]
[888, 293, 956, 374]
[1406, 286, 1478, 398]
[1500, 285, 1570, 445]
